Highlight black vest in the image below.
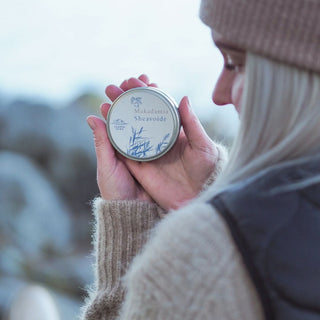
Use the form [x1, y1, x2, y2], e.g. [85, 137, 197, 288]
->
[209, 159, 320, 320]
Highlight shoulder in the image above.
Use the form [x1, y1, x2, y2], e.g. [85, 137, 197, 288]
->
[129, 201, 235, 274]
[121, 201, 263, 319]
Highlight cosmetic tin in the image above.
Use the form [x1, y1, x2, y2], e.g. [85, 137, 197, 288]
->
[107, 87, 180, 161]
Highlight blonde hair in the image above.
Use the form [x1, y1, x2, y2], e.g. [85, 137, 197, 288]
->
[214, 52, 320, 191]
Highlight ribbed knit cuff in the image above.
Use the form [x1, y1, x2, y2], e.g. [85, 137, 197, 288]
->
[93, 199, 163, 290]
[81, 199, 162, 320]
[202, 142, 229, 191]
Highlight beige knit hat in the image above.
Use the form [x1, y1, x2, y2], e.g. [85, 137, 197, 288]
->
[200, 0, 320, 73]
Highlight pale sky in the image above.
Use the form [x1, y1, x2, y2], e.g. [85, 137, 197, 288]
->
[0, 0, 238, 126]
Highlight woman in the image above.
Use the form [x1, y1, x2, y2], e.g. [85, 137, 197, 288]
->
[82, 0, 320, 319]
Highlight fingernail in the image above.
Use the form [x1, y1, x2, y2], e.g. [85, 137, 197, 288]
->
[87, 117, 96, 130]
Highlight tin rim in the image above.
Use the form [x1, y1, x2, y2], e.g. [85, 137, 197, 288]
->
[107, 87, 180, 161]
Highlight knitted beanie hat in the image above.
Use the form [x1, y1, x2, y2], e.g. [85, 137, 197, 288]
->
[200, 0, 320, 73]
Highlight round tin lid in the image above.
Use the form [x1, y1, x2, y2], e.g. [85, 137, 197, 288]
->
[107, 87, 180, 161]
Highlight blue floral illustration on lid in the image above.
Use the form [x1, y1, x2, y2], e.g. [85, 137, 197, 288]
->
[127, 126, 152, 158]
[127, 126, 171, 158]
[131, 96, 143, 108]
[156, 133, 171, 154]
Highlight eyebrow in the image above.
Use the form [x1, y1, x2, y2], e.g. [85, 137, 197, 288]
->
[214, 41, 245, 53]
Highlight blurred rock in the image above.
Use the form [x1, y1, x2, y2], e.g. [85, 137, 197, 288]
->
[21, 253, 93, 297]
[0, 277, 28, 320]
[0, 151, 94, 318]
[6, 284, 60, 320]
[47, 105, 98, 223]
[0, 99, 99, 246]
[0, 94, 102, 319]
[0, 100, 56, 165]
[0, 278, 83, 320]
[0, 152, 72, 276]
[51, 288, 83, 320]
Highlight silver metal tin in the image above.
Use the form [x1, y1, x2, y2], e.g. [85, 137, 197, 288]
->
[107, 87, 180, 161]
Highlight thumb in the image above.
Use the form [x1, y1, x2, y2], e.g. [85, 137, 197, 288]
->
[179, 96, 211, 148]
[87, 116, 115, 167]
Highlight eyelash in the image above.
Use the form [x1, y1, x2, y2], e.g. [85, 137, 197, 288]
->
[224, 53, 244, 72]
[224, 63, 243, 72]
[225, 63, 237, 71]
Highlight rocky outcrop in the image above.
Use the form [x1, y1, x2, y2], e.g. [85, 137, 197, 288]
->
[0, 96, 101, 319]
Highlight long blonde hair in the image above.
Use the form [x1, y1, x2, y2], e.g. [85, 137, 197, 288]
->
[213, 52, 320, 192]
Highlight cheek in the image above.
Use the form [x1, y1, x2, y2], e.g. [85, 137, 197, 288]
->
[231, 73, 245, 113]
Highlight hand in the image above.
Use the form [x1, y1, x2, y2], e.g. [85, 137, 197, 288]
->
[87, 75, 219, 211]
[86, 75, 160, 204]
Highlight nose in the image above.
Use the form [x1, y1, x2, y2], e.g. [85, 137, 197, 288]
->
[212, 70, 233, 106]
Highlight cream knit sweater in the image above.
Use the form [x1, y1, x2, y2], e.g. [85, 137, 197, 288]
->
[80, 145, 264, 320]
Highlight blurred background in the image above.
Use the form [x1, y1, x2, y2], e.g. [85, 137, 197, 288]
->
[0, 0, 239, 319]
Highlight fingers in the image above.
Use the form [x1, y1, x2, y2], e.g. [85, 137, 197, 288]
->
[179, 96, 212, 149]
[106, 75, 151, 101]
[127, 77, 148, 88]
[105, 85, 124, 102]
[128, 76, 158, 88]
[100, 103, 111, 120]
[120, 79, 129, 91]
[121, 75, 150, 90]
[138, 74, 158, 87]
[87, 116, 115, 169]
[138, 74, 150, 84]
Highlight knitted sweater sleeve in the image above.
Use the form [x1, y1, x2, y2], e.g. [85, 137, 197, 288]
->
[202, 141, 229, 190]
[119, 202, 264, 320]
[80, 199, 164, 320]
